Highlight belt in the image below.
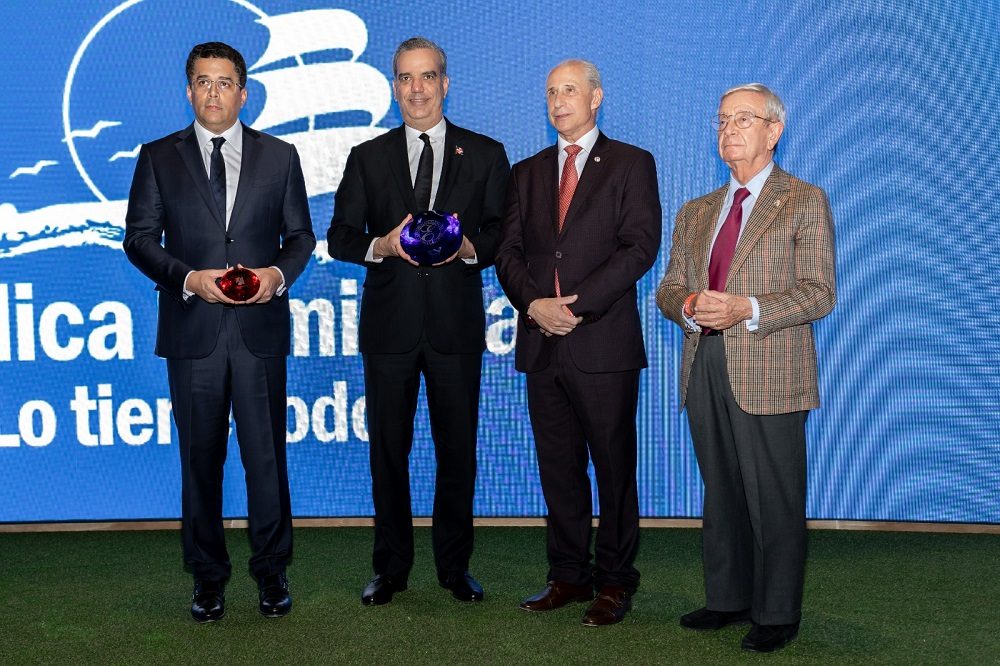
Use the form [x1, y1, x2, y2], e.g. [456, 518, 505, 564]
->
[701, 329, 723, 337]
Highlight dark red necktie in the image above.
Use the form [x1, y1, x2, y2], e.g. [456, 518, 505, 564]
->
[555, 144, 582, 300]
[708, 187, 750, 292]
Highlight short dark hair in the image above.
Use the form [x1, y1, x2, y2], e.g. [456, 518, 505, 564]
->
[186, 42, 247, 88]
[392, 37, 447, 77]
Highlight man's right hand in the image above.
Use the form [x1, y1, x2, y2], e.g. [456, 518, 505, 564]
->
[185, 269, 238, 305]
[373, 215, 419, 266]
[527, 295, 583, 336]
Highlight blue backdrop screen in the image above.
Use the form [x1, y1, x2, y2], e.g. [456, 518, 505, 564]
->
[2, 0, 998, 523]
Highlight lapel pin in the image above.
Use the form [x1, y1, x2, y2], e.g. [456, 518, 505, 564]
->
[593, 156, 601, 162]
[454, 146, 464, 156]
[774, 199, 782, 207]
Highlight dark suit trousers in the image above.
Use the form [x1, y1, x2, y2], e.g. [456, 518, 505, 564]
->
[363, 338, 481, 581]
[686, 335, 807, 625]
[167, 308, 292, 582]
[526, 341, 641, 593]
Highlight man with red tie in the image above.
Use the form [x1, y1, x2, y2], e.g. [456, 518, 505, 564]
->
[496, 59, 661, 626]
[657, 83, 836, 652]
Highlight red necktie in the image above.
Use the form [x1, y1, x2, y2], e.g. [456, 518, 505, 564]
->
[708, 187, 750, 292]
[555, 144, 582, 299]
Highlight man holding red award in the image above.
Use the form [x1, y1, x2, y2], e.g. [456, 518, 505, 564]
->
[123, 42, 315, 623]
[327, 37, 509, 606]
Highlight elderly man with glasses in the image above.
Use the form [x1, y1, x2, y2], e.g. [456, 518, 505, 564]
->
[657, 83, 835, 652]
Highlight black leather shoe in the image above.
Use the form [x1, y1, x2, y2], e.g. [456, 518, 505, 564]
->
[439, 572, 484, 602]
[680, 606, 751, 630]
[191, 579, 225, 623]
[519, 580, 594, 612]
[581, 585, 632, 627]
[742, 621, 800, 652]
[361, 574, 407, 605]
[258, 572, 292, 618]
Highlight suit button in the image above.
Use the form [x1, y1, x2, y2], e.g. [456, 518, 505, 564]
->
[555, 251, 562, 259]
[226, 237, 234, 244]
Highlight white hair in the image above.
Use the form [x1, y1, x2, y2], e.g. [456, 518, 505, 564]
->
[551, 59, 602, 91]
[722, 82, 786, 124]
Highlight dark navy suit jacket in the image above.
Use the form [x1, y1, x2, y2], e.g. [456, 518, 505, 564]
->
[124, 122, 315, 359]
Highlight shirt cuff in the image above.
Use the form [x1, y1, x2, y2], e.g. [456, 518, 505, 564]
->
[461, 252, 478, 265]
[182, 271, 195, 301]
[270, 266, 287, 296]
[365, 238, 385, 263]
[745, 296, 760, 332]
[681, 307, 700, 332]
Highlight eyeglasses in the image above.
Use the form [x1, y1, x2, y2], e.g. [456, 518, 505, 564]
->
[192, 78, 242, 93]
[711, 111, 774, 131]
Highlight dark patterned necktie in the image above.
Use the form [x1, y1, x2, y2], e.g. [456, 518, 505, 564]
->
[413, 132, 433, 211]
[210, 136, 227, 224]
[708, 187, 750, 291]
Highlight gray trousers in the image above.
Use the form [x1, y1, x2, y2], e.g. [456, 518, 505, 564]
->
[686, 335, 807, 625]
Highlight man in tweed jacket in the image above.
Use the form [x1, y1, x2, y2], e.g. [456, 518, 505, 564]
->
[657, 83, 835, 653]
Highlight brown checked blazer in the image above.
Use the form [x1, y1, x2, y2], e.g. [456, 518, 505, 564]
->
[656, 164, 836, 415]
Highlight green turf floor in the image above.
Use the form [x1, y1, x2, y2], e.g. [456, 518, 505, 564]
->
[1, 527, 997, 664]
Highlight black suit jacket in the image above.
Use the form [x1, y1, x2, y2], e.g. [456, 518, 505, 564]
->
[123, 123, 315, 359]
[496, 132, 662, 374]
[327, 119, 510, 354]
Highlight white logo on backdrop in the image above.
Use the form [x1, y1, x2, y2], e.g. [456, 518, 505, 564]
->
[0, 0, 390, 262]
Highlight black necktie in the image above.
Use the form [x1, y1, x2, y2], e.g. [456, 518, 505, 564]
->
[210, 136, 227, 224]
[413, 132, 433, 212]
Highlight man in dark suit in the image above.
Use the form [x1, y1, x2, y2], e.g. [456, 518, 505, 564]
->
[327, 37, 509, 605]
[495, 59, 661, 626]
[123, 42, 315, 623]
[657, 83, 835, 652]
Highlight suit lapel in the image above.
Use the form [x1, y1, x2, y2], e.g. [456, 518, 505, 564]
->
[695, 187, 726, 289]
[728, 165, 791, 280]
[228, 123, 260, 231]
[175, 125, 225, 231]
[561, 132, 610, 237]
[536, 147, 558, 235]
[385, 126, 418, 213]
[434, 120, 460, 210]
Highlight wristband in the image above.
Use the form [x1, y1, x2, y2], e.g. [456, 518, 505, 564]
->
[683, 292, 698, 317]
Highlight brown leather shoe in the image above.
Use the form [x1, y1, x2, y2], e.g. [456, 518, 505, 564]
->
[519, 580, 594, 612]
[581, 585, 631, 627]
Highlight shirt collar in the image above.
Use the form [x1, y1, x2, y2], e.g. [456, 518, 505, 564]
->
[404, 117, 447, 144]
[557, 125, 600, 156]
[728, 161, 774, 202]
[193, 119, 243, 152]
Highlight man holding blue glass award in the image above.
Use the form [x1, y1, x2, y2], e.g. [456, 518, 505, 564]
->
[327, 37, 510, 606]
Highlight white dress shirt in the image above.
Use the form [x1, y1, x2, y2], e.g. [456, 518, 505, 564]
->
[193, 119, 242, 228]
[556, 124, 600, 182]
[405, 118, 447, 207]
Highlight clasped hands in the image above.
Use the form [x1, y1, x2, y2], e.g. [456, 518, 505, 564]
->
[528, 295, 583, 337]
[686, 289, 753, 331]
[186, 264, 282, 305]
[373, 214, 474, 267]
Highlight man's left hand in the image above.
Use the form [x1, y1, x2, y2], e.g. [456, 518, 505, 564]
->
[693, 289, 752, 331]
[240, 265, 283, 305]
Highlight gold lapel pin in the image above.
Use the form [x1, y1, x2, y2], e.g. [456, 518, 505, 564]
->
[774, 199, 782, 207]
